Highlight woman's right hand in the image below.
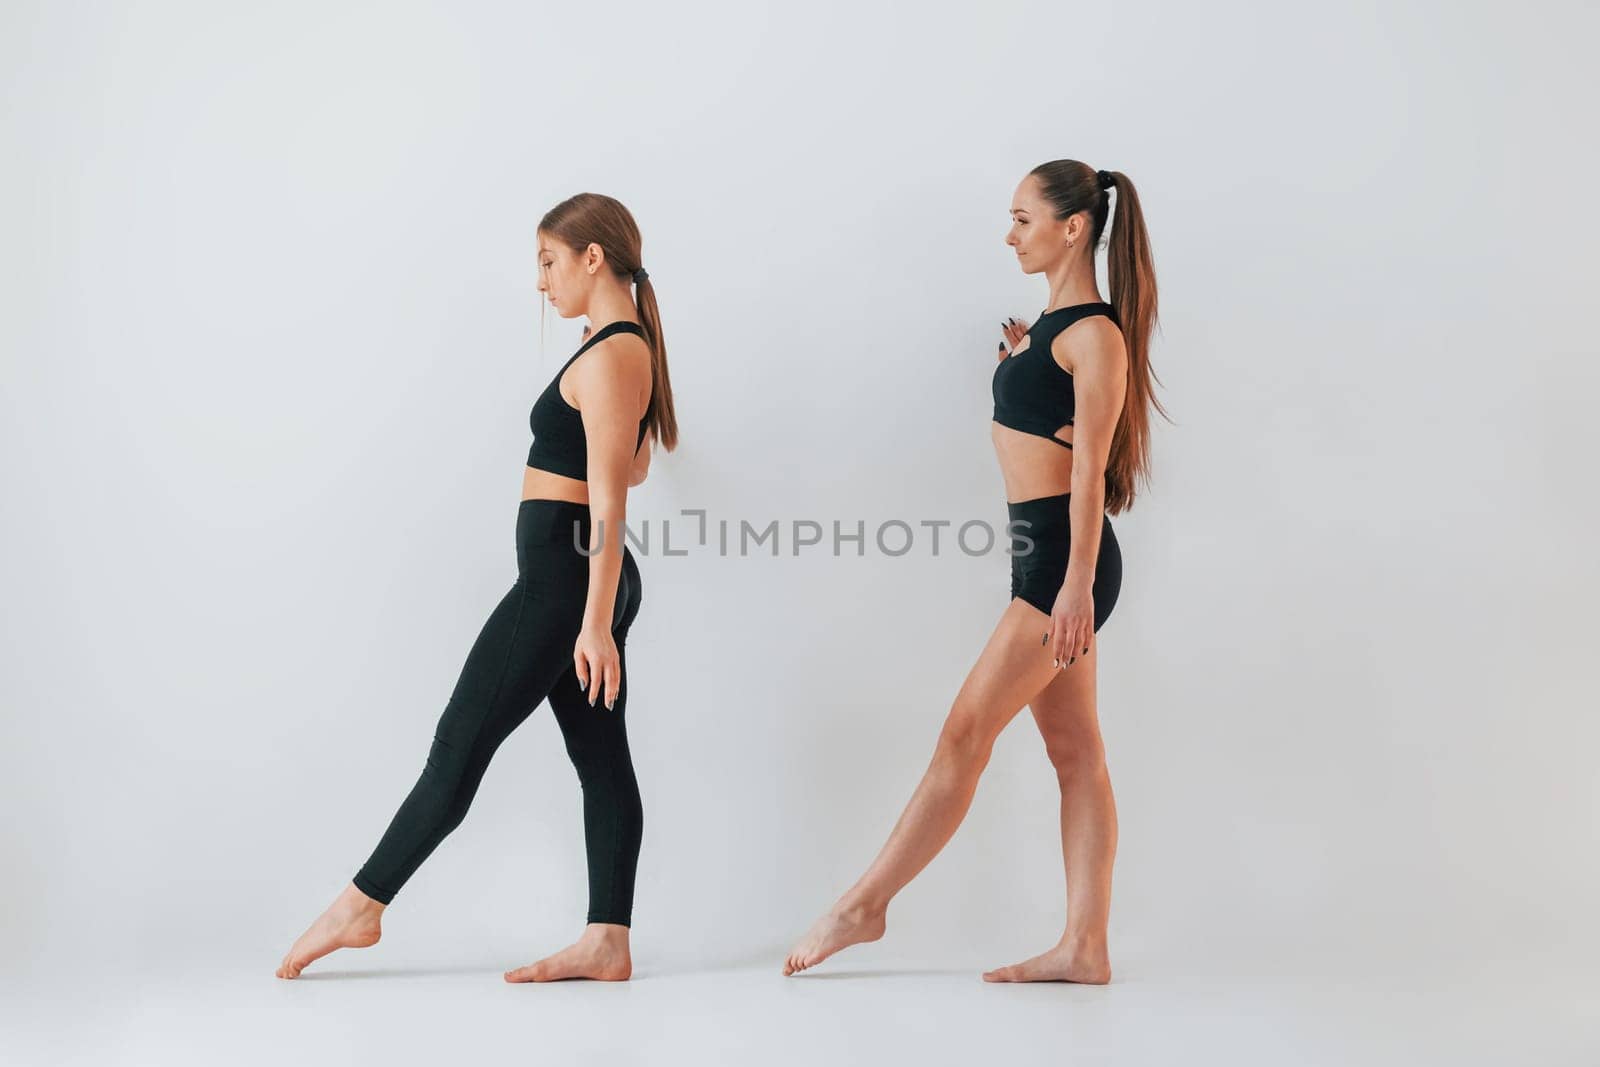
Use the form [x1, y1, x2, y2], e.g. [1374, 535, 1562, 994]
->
[998, 317, 1028, 360]
[573, 622, 622, 710]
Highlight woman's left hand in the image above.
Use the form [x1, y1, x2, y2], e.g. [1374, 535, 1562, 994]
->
[1047, 578, 1094, 669]
[573, 623, 621, 709]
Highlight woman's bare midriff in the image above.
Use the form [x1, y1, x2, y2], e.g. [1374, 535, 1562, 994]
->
[522, 464, 590, 505]
[992, 422, 1075, 503]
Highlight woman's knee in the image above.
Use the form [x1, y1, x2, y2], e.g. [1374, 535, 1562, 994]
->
[1043, 731, 1108, 782]
[421, 728, 495, 815]
[933, 710, 999, 771]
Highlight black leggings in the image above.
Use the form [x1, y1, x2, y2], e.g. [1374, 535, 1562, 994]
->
[1007, 491, 1122, 632]
[353, 498, 644, 926]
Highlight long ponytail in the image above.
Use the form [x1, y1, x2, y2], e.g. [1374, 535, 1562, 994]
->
[628, 270, 678, 451]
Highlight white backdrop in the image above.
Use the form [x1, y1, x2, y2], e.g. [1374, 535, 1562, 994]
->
[4, 1, 1597, 1063]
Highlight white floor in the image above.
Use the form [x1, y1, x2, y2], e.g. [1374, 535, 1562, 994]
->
[6, 940, 1595, 1066]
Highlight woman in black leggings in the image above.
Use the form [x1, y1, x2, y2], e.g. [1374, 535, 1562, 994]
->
[784, 161, 1166, 982]
[277, 192, 678, 982]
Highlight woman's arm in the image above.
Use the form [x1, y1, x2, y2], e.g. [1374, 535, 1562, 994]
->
[571, 332, 653, 707]
[1049, 319, 1128, 667]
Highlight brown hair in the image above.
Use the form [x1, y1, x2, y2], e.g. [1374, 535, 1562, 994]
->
[539, 192, 679, 451]
[1028, 160, 1168, 514]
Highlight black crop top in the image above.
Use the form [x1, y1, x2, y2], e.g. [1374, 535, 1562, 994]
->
[991, 301, 1116, 450]
[526, 320, 651, 481]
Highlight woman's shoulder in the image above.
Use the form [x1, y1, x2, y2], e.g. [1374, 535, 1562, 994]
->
[1049, 312, 1125, 376]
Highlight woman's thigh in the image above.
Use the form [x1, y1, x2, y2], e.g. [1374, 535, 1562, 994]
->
[435, 573, 586, 757]
[1026, 640, 1103, 763]
[941, 597, 1076, 750]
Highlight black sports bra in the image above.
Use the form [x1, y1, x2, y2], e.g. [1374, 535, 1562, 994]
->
[526, 320, 651, 481]
[991, 301, 1116, 450]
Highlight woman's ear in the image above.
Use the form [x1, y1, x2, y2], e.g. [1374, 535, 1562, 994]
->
[1071, 210, 1093, 245]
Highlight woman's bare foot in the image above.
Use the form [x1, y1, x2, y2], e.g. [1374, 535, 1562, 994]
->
[981, 938, 1111, 984]
[275, 882, 385, 979]
[782, 899, 887, 976]
[503, 923, 632, 982]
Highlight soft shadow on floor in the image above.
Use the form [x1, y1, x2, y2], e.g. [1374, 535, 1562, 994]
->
[288, 963, 503, 981]
[787, 968, 972, 981]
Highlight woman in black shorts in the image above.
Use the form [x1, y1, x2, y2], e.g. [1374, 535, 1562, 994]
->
[785, 161, 1166, 983]
[277, 192, 678, 982]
